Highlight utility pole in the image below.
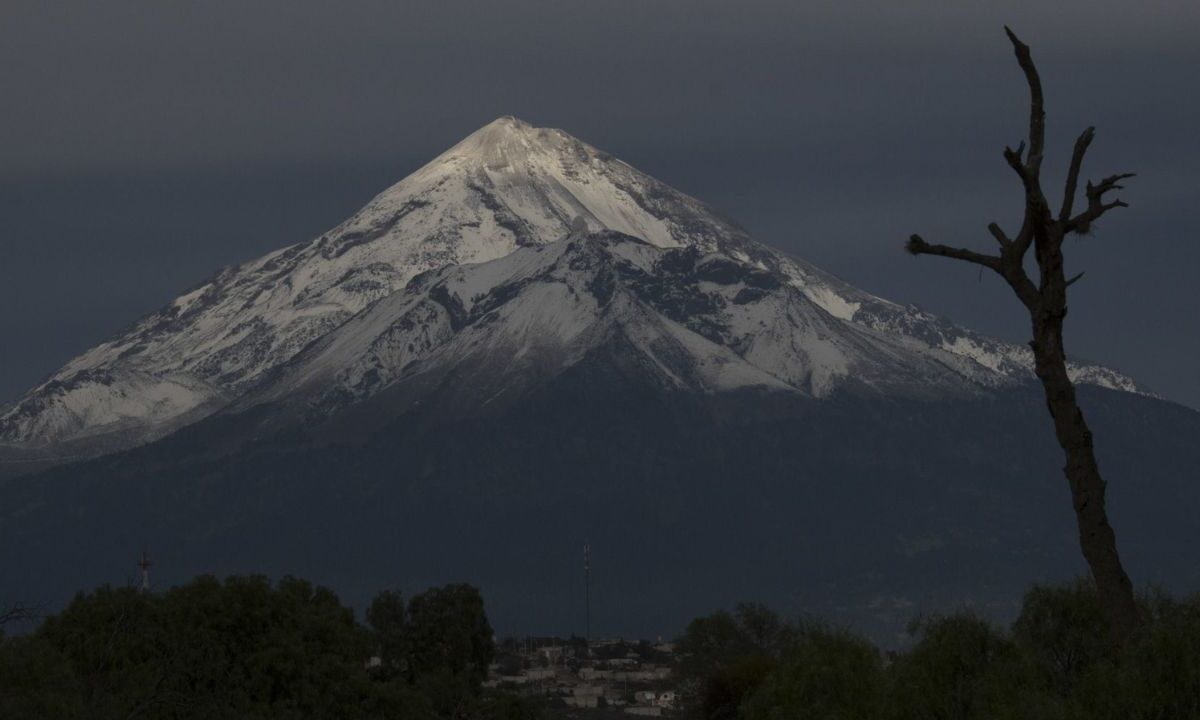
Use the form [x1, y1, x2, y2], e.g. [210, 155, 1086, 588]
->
[137, 550, 153, 593]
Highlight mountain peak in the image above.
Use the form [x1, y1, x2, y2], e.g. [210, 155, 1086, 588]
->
[486, 114, 532, 130]
[437, 115, 565, 169]
[0, 116, 1145, 456]
[472, 115, 536, 143]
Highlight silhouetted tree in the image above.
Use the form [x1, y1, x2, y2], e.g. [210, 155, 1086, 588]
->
[700, 655, 776, 720]
[905, 27, 1139, 643]
[400, 583, 495, 717]
[676, 604, 799, 719]
[406, 584, 495, 687]
[739, 624, 885, 720]
[0, 633, 81, 720]
[36, 577, 378, 719]
[0, 601, 40, 629]
[366, 589, 409, 680]
[1012, 579, 1111, 698]
[889, 613, 1031, 719]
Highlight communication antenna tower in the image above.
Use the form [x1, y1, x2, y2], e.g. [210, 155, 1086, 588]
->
[584, 542, 591, 648]
[137, 550, 153, 593]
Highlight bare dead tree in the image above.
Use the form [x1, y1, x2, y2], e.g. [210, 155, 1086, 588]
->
[0, 602, 41, 628]
[905, 27, 1139, 644]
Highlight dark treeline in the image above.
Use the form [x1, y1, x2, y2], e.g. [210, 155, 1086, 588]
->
[4, 576, 1200, 719]
[0, 576, 539, 720]
[677, 579, 1200, 719]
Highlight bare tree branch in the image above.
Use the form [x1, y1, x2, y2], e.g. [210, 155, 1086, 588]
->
[997, 26, 1053, 262]
[0, 603, 41, 627]
[1060, 127, 1096, 223]
[1010, 212, 1037, 259]
[1003, 141, 1029, 182]
[1005, 26, 1045, 173]
[1065, 271, 1086, 288]
[1090, 172, 1136, 196]
[1068, 172, 1135, 233]
[986, 222, 1012, 248]
[906, 234, 1002, 271]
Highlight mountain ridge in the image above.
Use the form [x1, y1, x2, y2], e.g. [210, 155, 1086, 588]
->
[0, 116, 1142, 461]
[0, 118, 1193, 638]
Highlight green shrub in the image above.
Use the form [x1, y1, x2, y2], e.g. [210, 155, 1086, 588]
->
[0, 633, 83, 719]
[888, 612, 1049, 720]
[34, 577, 399, 719]
[36, 585, 170, 719]
[472, 690, 544, 720]
[1012, 578, 1111, 699]
[1069, 592, 1200, 720]
[739, 623, 885, 720]
[702, 654, 777, 720]
[677, 603, 801, 719]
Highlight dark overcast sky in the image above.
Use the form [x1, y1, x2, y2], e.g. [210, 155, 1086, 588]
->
[1, 0, 1197, 408]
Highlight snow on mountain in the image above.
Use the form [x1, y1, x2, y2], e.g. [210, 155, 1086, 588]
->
[233, 231, 1002, 427]
[0, 116, 1141, 453]
[0, 369, 224, 448]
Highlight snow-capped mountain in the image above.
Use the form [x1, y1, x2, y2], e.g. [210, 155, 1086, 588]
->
[0, 116, 1139, 455]
[235, 231, 996, 432]
[1, 119, 1194, 641]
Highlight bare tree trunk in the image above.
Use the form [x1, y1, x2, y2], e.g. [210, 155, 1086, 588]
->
[905, 26, 1141, 645]
[1032, 313, 1138, 644]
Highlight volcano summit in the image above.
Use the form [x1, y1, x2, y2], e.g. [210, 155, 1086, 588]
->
[0, 119, 1193, 639]
[0, 117, 1140, 460]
